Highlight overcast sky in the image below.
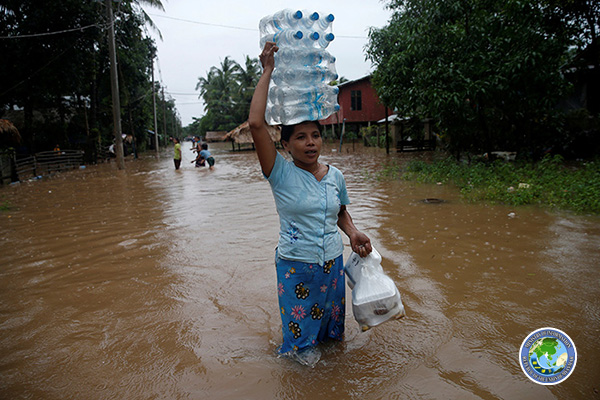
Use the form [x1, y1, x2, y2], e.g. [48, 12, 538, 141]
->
[141, 1, 393, 126]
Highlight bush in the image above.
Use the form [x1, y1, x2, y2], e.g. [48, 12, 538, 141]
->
[402, 155, 600, 214]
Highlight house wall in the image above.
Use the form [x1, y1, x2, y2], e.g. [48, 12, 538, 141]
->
[320, 77, 392, 126]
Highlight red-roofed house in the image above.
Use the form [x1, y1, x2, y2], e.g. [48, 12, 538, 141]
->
[320, 75, 393, 132]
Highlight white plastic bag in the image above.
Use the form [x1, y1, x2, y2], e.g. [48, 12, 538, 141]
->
[345, 247, 406, 331]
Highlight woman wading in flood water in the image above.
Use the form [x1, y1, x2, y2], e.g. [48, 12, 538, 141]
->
[248, 41, 372, 366]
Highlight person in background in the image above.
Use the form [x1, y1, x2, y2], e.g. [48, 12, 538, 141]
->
[190, 138, 206, 167]
[199, 143, 215, 170]
[248, 41, 372, 366]
[173, 138, 182, 170]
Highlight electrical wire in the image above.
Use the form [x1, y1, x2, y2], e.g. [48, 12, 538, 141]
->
[0, 22, 106, 39]
[147, 13, 256, 32]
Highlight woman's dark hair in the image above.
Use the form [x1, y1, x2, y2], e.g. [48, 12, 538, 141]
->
[280, 121, 323, 143]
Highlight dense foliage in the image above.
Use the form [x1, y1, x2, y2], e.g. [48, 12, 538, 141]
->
[0, 0, 179, 159]
[187, 55, 260, 136]
[366, 0, 599, 159]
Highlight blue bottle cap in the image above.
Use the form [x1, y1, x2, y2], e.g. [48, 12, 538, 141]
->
[294, 31, 303, 39]
[325, 33, 335, 41]
[293, 10, 302, 19]
[333, 87, 340, 94]
[310, 32, 319, 40]
[310, 12, 319, 21]
[326, 14, 335, 23]
[334, 104, 341, 111]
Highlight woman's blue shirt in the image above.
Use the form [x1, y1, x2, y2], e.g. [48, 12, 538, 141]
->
[266, 152, 350, 264]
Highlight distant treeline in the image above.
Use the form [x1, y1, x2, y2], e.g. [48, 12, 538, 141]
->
[0, 0, 179, 160]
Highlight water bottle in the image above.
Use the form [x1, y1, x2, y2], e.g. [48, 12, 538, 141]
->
[298, 10, 319, 29]
[296, 31, 335, 49]
[317, 32, 335, 48]
[259, 9, 302, 36]
[299, 11, 334, 33]
[269, 85, 339, 106]
[272, 65, 338, 86]
[315, 13, 335, 32]
[275, 47, 336, 68]
[281, 102, 340, 125]
[299, 31, 320, 47]
[260, 9, 339, 124]
[265, 102, 284, 125]
[260, 30, 303, 48]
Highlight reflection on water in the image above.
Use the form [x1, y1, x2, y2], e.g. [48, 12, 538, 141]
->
[1, 143, 599, 399]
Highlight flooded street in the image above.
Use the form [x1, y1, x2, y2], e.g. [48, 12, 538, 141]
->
[1, 142, 599, 399]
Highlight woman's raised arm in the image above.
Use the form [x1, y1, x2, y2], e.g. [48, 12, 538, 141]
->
[248, 42, 279, 177]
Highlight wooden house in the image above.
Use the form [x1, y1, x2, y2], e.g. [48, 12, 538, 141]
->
[321, 76, 435, 151]
[319, 75, 393, 135]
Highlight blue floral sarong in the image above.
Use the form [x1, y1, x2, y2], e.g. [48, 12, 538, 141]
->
[275, 252, 346, 354]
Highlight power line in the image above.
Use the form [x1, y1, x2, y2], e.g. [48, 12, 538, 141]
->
[0, 22, 106, 39]
[148, 13, 256, 32]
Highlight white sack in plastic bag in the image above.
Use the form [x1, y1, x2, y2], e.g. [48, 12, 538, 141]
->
[345, 247, 406, 331]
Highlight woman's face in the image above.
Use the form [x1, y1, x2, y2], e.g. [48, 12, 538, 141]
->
[282, 122, 322, 166]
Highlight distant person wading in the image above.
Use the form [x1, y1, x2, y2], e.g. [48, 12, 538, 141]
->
[173, 138, 182, 170]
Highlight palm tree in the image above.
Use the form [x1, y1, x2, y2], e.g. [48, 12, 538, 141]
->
[195, 57, 242, 131]
[234, 56, 261, 122]
[128, 0, 165, 40]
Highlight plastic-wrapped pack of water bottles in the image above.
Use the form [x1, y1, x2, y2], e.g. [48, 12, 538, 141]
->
[345, 247, 406, 332]
[259, 9, 340, 125]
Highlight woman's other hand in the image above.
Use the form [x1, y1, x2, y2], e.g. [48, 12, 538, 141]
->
[350, 231, 372, 258]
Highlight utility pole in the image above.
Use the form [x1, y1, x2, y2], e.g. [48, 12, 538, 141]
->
[162, 87, 167, 140]
[385, 108, 390, 155]
[151, 61, 159, 154]
[106, 0, 125, 170]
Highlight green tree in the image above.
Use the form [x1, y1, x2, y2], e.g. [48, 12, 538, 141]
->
[366, 0, 576, 159]
[0, 0, 172, 157]
[234, 55, 260, 123]
[195, 57, 242, 132]
[330, 76, 349, 86]
[194, 55, 261, 134]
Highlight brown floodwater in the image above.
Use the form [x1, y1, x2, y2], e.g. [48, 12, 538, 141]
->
[1, 142, 599, 400]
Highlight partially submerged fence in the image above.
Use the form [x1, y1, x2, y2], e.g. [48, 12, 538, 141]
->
[1, 150, 84, 185]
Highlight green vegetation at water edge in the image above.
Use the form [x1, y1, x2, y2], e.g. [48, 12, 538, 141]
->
[402, 155, 600, 214]
[0, 201, 11, 211]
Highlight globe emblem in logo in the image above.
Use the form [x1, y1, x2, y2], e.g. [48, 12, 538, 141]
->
[520, 327, 577, 385]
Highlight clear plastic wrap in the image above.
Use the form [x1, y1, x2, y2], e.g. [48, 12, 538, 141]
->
[259, 9, 339, 125]
[345, 247, 406, 331]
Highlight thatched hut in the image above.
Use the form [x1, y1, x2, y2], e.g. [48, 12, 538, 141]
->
[225, 121, 281, 151]
[205, 130, 228, 142]
[0, 119, 21, 148]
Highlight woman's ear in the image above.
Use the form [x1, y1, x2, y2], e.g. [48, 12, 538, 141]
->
[281, 140, 289, 152]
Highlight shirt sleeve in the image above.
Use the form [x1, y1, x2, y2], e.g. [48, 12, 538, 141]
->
[265, 151, 287, 186]
[338, 170, 350, 206]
